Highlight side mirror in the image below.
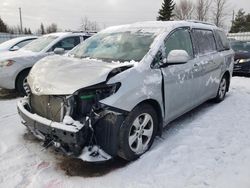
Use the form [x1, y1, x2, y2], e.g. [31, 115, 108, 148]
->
[10, 46, 20, 51]
[54, 48, 65, 55]
[167, 50, 191, 65]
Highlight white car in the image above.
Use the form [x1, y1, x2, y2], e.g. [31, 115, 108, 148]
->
[0, 32, 92, 95]
[0, 36, 37, 52]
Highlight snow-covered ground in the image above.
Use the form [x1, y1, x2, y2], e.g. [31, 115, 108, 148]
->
[0, 76, 250, 188]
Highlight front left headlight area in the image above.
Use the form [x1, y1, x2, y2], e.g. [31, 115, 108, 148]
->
[72, 82, 121, 121]
[0, 60, 15, 68]
[69, 82, 123, 156]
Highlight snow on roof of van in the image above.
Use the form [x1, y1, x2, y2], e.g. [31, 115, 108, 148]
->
[101, 21, 218, 35]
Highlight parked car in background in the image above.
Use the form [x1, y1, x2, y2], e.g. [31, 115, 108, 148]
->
[230, 40, 250, 75]
[0, 32, 92, 95]
[18, 21, 234, 162]
[0, 36, 37, 52]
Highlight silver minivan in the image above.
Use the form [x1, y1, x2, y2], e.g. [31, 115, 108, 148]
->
[18, 21, 234, 161]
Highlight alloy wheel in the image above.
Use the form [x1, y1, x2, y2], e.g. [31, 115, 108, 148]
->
[218, 78, 227, 99]
[128, 113, 154, 154]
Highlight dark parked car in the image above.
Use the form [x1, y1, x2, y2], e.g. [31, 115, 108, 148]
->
[231, 40, 250, 75]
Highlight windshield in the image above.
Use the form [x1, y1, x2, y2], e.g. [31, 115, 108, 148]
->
[231, 41, 250, 52]
[22, 35, 58, 52]
[69, 31, 156, 62]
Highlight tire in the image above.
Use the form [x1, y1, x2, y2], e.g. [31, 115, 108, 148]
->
[118, 103, 158, 161]
[213, 75, 228, 103]
[16, 70, 29, 96]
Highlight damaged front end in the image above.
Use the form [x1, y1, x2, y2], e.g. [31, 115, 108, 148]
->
[17, 82, 126, 162]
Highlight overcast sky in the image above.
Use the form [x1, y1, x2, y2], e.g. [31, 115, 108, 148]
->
[0, 0, 249, 32]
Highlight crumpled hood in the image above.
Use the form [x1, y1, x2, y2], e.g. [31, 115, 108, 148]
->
[28, 55, 133, 95]
[0, 49, 38, 61]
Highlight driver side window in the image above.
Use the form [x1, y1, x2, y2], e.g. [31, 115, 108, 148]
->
[164, 28, 194, 58]
[50, 36, 80, 51]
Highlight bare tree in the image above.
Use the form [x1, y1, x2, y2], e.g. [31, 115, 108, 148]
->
[211, 0, 229, 27]
[195, 0, 211, 21]
[80, 16, 99, 32]
[174, 0, 194, 20]
[46, 23, 58, 33]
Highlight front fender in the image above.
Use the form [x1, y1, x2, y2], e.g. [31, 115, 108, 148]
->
[100, 67, 164, 118]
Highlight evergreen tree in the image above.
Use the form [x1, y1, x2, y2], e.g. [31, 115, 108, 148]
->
[230, 9, 246, 33]
[230, 9, 250, 33]
[24, 28, 28, 34]
[28, 28, 32, 34]
[157, 0, 175, 21]
[8, 28, 14, 34]
[0, 17, 8, 33]
[246, 14, 250, 32]
[40, 23, 45, 34]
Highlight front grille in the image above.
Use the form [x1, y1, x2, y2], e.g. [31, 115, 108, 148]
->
[30, 94, 65, 122]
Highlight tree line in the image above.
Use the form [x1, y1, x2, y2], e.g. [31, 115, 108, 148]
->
[157, 0, 228, 26]
[0, 17, 59, 35]
[1, 2, 250, 34]
[0, 16, 100, 35]
[158, 0, 250, 32]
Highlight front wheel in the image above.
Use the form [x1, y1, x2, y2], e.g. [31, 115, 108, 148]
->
[213, 75, 228, 103]
[118, 104, 158, 161]
[16, 70, 29, 96]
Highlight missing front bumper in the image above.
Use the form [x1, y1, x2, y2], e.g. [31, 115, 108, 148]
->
[17, 98, 90, 155]
[17, 98, 125, 161]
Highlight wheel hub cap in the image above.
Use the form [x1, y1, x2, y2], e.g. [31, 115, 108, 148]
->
[128, 113, 154, 154]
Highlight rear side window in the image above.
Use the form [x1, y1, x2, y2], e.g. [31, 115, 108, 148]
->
[15, 39, 34, 48]
[52, 36, 80, 51]
[192, 29, 217, 55]
[214, 30, 230, 51]
[164, 28, 194, 58]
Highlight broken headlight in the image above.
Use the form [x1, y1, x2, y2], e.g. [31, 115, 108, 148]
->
[77, 82, 121, 100]
[73, 83, 121, 118]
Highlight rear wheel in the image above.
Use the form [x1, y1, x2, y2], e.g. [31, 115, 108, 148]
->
[16, 70, 29, 96]
[213, 75, 228, 103]
[118, 104, 158, 161]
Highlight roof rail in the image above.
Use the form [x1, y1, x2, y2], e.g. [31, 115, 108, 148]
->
[186, 20, 216, 26]
[71, 31, 97, 34]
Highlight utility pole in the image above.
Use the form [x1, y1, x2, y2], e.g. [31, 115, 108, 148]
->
[231, 10, 235, 26]
[19, 7, 23, 34]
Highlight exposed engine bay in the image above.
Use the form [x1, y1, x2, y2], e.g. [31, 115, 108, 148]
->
[18, 82, 126, 162]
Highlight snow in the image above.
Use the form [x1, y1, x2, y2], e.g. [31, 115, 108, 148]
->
[78, 146, 112, 162]
[1, 76, 250, 188]
[28, 55, 134, 95]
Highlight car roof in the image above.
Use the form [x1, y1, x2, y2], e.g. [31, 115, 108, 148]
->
[102, 21, 219, 35]
[43, 32, 92, 38]
[0, 36, 37, 51]
[0, 36, 37, 44]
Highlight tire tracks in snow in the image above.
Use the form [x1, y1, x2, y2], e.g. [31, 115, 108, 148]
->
[0, 112, 18, 120]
